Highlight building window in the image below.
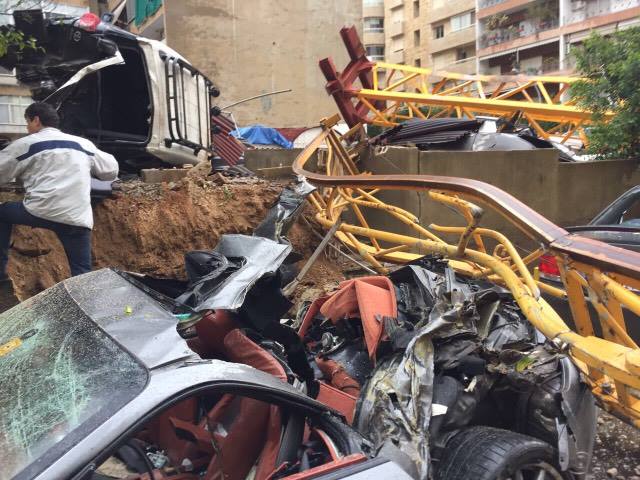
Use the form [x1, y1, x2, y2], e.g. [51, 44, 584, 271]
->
[451, 11, 475, 32]
[413, 1, 420, 18]
[363, 0, 384, 5]
[0, 96, 31, 126]
[364, 17, 384, 32]
[414, 58, 421, 67]
[414, 29, 421, 46]
[434, 24, 444, 39]
[366, 45, 385, 60]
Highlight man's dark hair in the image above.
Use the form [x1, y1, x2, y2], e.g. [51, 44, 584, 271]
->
[24, 102, 60, 128]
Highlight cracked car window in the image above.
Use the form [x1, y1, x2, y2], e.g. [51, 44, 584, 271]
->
[0, 283, 148, 480]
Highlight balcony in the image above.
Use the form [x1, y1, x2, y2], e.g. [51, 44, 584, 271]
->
[477, 0, 536, 19]
[363, 30, 385, 45]
[387, 50, 405, 64]
[479, 17, 559, 49]
[389, 21, 405, 37]
[363, 4, 384, 18]
[523, 58, 560, 75]
[430, 26, 476, 54]
[430, 3, 476, 24]
[479, 0, 508, 7]
[565, 0, 640, 25]
[442, 56, 477, 75]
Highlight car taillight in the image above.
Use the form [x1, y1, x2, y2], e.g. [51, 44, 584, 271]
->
[78, 12, 101, 32]
[539, 253, 561, 278]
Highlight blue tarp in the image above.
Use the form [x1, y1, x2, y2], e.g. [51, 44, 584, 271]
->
[230, 125, 293, 149]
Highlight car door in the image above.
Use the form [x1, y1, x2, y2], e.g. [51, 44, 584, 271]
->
[70, 382, 411, 480]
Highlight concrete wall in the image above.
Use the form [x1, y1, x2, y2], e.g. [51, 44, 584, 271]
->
[162, 0, 362, 128]
[245, 148, 304, 171]
[359, 147, 640, 247]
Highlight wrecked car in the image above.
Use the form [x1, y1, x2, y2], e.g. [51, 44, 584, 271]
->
[1, 10, 219, 171]
[295, 259, 597, 480]
[0, 185, 411, 480]
[1, 180, 597, 480]
[0, 269, 411, 480]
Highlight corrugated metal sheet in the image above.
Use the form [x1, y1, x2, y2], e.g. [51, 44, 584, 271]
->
[211, 114, 246, 166]
[373, 118, 481, 147]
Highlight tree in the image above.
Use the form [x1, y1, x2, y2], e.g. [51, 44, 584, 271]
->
[571, 28, 640, 159]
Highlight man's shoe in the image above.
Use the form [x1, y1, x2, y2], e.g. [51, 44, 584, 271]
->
[0, 277, 20, 313]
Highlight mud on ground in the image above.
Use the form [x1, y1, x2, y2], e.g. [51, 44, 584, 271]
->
[4, 175, 344, 301]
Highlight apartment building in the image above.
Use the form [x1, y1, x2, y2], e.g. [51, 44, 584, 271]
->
[428, 0, 477, 74]
[364, 0, 385, 61]
[0, 0, 90, 143]
[477, 0, 640, 75]
[384, 0, 427, 66]
[383, 0, 476, 73]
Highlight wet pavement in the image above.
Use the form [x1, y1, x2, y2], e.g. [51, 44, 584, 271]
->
[590, 412, 640, 479]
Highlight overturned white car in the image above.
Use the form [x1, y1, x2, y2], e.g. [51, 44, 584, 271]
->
[1, 10, 218, 171]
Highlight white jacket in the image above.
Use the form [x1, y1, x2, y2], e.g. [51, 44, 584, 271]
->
[0, 128, 119, 229]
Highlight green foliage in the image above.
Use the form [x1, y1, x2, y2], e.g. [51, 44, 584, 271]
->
[570, 28, 640, 159]
[0, 28, 37, 57]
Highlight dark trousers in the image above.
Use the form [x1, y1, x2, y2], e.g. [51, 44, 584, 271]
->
[0, 202, 92, 277]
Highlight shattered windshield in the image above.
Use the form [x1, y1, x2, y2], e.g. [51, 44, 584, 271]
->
[0, 283, 148, 480]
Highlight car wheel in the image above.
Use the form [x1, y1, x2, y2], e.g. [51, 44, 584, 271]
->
[435, 426, 569, 480]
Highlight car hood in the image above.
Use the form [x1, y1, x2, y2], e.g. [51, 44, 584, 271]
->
[61, 268, 195, 369]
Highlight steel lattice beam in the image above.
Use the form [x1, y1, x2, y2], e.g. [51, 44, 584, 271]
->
[321, 26, 609, 145]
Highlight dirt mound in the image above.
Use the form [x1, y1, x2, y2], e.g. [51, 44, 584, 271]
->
[5, 176, 331, 300]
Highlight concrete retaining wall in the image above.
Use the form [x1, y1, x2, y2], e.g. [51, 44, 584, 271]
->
[243, 145, 640, 247]
[244, 148, 305, 171]
[360, 147, 640, 247]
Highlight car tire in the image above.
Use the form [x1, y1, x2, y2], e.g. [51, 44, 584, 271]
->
[434, 426, 568, 480]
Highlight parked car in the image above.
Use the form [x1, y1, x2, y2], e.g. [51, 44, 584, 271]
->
[1, 10, 219, 172]
[539, 185, 640, 341]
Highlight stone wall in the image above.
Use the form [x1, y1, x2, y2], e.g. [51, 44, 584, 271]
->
[163, 0, 362, 127]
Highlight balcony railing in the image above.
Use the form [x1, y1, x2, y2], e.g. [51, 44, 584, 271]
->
[480, 18, 559, 49]
[564, 0, 640, 25]
[364, 27, 384, 33]
[479, 0, 509, 8]
[436, 56, 477, 74]
[523, 59, 560, 75]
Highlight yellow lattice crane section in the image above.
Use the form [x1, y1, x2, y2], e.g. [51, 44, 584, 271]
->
[321, 27, 610, 146]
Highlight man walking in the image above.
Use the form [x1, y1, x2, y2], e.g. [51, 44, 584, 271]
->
[0, 102, 118, 305]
